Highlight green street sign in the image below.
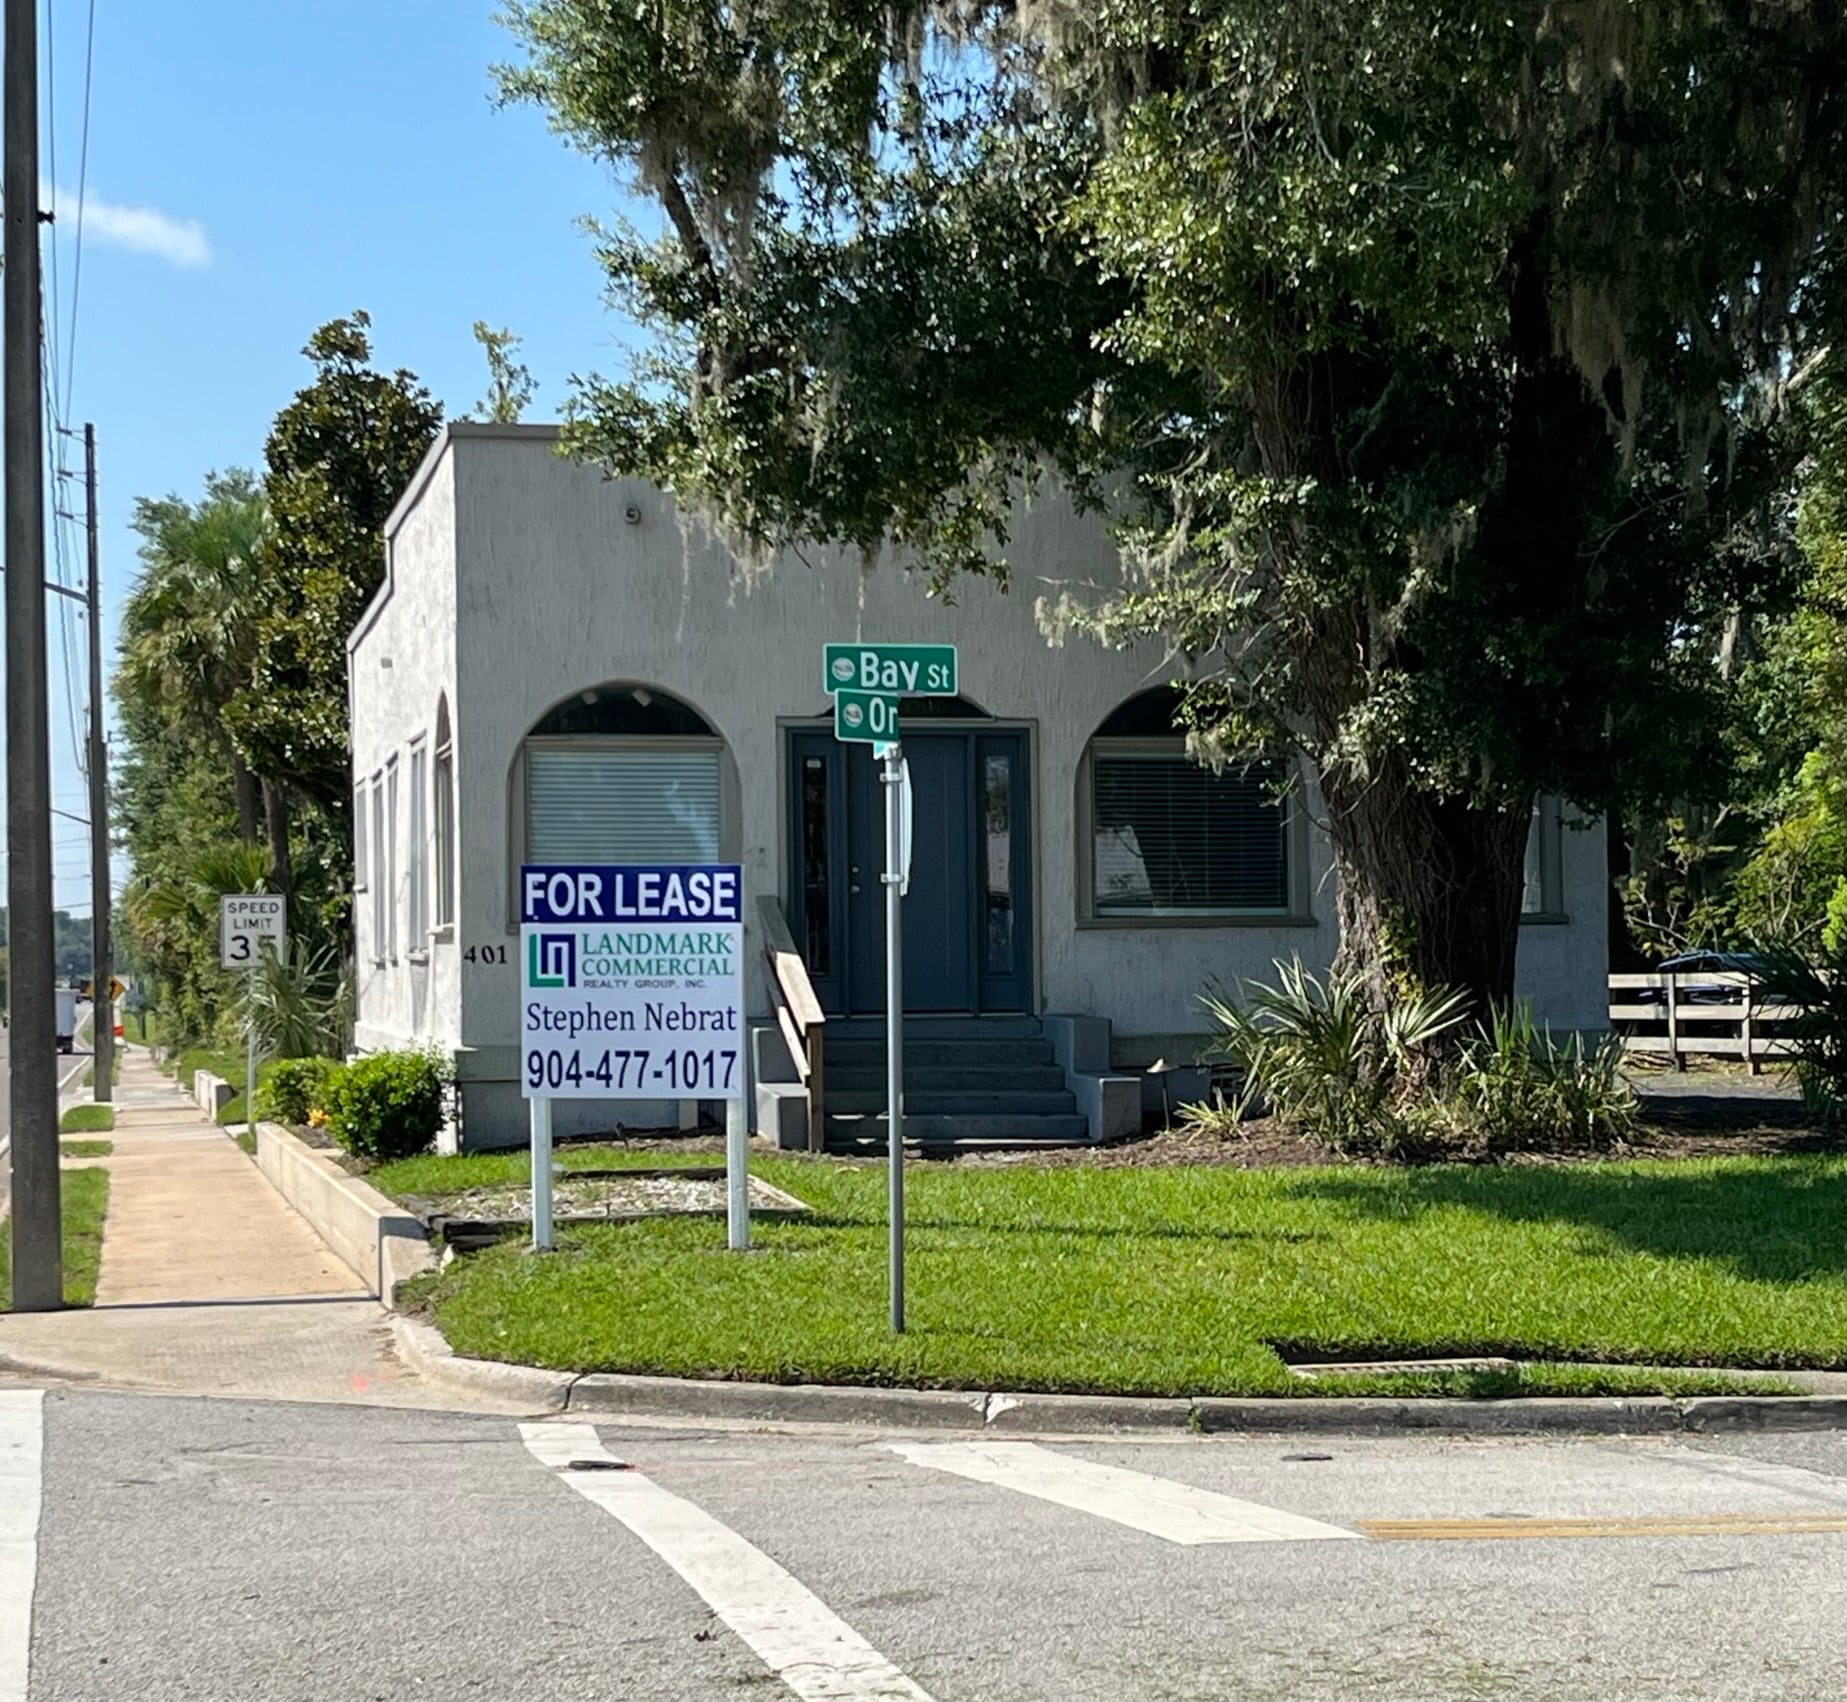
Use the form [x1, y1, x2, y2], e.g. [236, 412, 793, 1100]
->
[823, 643, 957, 697]
[833, 688, 901, 744]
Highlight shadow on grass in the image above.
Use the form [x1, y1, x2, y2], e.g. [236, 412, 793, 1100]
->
[1282, 1159, 1844, 1284]
[794, 1211, 1330, 1247]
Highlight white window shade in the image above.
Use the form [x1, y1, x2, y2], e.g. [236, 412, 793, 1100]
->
[526, 746, 721, 864]
[1092, 754, 1287, 916]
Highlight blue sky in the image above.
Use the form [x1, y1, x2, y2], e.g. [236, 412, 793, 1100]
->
[28, 1, 643, 915]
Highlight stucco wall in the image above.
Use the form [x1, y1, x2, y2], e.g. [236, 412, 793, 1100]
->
[348, 446, 461, 1058]
[351, 424, 1612, 1144]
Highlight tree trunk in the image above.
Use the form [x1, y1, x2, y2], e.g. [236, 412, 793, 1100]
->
[1323, 762, 1532, 1016]
[230, 750, 261, 846]
[262, 779, 294, 907]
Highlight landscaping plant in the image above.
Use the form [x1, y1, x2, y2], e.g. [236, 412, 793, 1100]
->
[1448, 1005, 1637, 1152]
[1753, 940, 1847, 1123]
[321, 1050, 452, 1162]
[256, 1055, 342, 1126]
[1196, 961, 1471, 1155]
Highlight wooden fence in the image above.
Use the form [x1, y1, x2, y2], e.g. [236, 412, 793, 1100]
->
[1607, 972, 1799, 1072]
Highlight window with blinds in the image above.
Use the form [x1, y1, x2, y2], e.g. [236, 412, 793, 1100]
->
[526, 746, 721, 864]
[1090, 751, 1288, 917]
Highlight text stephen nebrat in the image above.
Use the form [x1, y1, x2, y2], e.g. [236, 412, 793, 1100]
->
[525, 1002, 738, 1038]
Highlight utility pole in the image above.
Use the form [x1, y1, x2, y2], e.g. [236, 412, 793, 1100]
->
[84, 424, 112, 1103]
[5, 0, 61, 1308]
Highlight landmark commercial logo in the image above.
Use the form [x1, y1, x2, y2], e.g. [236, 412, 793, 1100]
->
[528, 932, 577, 988]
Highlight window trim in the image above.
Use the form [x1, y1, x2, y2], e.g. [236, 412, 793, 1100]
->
[407, 737, 429, 951]
[1520, 794, 1569, 926]
[1076, 739, 1314, 929]
[385, 756, 400, 965]
[433, 703, 455, 937]
[369, 771, 387, 966]
[353, 784, 369, 893]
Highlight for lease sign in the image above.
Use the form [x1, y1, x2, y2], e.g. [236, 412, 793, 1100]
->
[519, 864, 743, 1101]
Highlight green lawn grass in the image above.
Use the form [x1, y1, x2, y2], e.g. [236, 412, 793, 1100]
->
[59, 1103, 115, 1134]
[0, 1166, 110, 1308]
[371, 1143, 722, 1196]
[59, 1139, 114, 1158]
[124, 1010, 160, 1048]
[407, 1152, 1845, 1398]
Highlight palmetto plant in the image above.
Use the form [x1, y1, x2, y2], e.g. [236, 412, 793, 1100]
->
[1750, 941, 1846, 1123]
[1198, 960, 1471, 1153]
[240, 939, 347, 1061]
[1450, 1004, 1636, 1151]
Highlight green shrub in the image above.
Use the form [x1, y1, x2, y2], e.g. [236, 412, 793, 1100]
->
[1196, 960, 1470, 1154]
[322, 1050, 452, 1162]
[1447, 1005, 1636, 1151]
[256, 1056, 342, 1125]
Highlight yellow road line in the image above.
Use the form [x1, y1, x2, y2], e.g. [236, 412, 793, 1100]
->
[1360, 1512, 1847, 1542]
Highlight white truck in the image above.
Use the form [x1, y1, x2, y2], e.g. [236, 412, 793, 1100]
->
[55, 987, 77, 1053]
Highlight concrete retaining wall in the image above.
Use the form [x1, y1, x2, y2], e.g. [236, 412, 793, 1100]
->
[252, 1122, 435, 1300]
[193, 1071, 234, 1121]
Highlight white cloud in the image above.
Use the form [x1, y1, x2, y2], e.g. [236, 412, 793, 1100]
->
[43, 182, 211, 269]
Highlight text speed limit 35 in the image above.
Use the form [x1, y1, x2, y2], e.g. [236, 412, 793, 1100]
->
[221, 893, 286, 969]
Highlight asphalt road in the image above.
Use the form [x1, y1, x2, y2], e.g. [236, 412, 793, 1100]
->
[4, 1387, 1844, 1702]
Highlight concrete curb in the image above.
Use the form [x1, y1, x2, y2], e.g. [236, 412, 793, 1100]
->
[389, 1316, 572, 1414]
[385, 1320, 1847, 1433]
[252, 1123, 438, 1301]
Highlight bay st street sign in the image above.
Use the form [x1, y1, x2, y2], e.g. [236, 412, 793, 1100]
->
[822, 643, 957, 697]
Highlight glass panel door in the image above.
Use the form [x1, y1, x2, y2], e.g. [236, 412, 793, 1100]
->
[977, 733, 1031, 1011]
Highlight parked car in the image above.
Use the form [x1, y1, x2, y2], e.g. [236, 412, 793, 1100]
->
[1633, 951, 1772, 1005]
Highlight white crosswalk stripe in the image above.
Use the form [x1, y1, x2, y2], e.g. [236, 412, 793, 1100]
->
[887, 1439, 1362, 1546]
[0, 1389, 45, 1702]
[522, 1421, 935, 1702]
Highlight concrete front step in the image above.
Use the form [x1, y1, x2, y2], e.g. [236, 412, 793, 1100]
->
[824, 1111, 1093, 1146]
[825, 1088, 1080, 1116]
[824, 1037, 1055, 1069]
[823, 1063, 1071, 1094]
[821, 1015, 1046, 1040]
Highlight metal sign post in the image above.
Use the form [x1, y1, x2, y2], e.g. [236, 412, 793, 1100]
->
[519, 863, 746, 1255]
[880, 744, 906, 1333]
[823, 643, 953, 1334]
[221, 895, 286, 1130]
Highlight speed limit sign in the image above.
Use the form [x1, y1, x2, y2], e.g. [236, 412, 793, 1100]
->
[221, 894, 286, 968]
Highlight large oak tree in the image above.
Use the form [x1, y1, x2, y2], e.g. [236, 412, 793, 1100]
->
[499, 0, 1844, 1011]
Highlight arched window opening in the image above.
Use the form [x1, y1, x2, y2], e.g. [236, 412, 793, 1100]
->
[1082, 688, 1291, 921]
[520, 683, 724, 865]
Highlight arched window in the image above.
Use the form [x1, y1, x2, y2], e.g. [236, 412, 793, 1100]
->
[1081, 688, 1293, 921]
[518, 683, 724, 865]
[433, 696, 455, 930]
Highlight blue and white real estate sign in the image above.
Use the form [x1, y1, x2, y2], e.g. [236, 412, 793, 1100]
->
[519, 864, 744, 1101]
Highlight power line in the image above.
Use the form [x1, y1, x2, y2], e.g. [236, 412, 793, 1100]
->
[61, 0, 94, 423]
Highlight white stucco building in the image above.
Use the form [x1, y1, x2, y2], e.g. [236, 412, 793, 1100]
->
[348, 424, 1607, 1150]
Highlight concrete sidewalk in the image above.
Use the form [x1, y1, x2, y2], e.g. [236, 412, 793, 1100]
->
[2, 1047, 523, 1411]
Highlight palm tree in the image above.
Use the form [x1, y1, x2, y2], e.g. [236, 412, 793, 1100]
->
[117, 472, 294, 894]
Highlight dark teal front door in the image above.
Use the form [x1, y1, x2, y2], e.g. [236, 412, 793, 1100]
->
[789, 726, 1031, 1014]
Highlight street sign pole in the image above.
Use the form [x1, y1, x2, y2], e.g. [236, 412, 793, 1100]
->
[246, 963, 257, 1135]
[881, 743, 906, 1333]
[530, 1094, 554, 1252]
